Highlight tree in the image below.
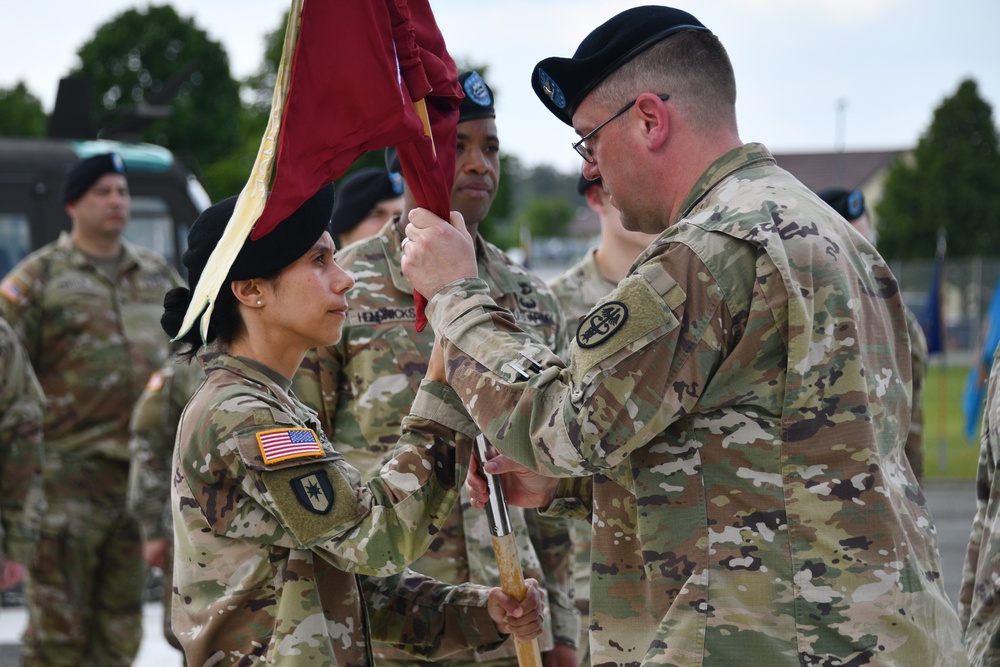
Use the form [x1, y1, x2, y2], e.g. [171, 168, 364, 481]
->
[877, 78, 1000, 258]
[0, 82, 46, 137]
[70, 5, 242, 200]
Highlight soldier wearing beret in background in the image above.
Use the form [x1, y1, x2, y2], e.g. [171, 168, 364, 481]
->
[331, 166, 404, 249]
[293, 71, 579, 667]
[0, 152, 183, 666]
[400, 6, 967, 665]
[818, 186, 929, 484]
[546, 171, 657, 667]
[162, 184, 545, 665]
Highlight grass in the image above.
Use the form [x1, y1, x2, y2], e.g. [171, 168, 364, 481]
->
[923, 362, 982, 480]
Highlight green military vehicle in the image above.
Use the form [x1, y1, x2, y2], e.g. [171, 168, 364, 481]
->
[0, 137, 209, 277]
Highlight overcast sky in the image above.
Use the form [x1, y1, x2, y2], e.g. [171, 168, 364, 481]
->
[3, 0, 998, 174]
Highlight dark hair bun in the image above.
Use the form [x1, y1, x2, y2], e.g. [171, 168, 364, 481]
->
[161, 287, 205, 346]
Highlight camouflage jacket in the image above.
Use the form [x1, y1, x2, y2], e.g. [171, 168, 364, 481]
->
[548, 248, 618, 337]
[547, 248, 618, 611]
[0, 232, 182, 462]
[0, 316, 45, 564]
[904, 306, 928, 481]
[293, 220, 578, 660]
[127, 356, 207, 542]
[173, 352, 505, 666]
[426, 144, 966, 666]
[959, 342, 1000, 666]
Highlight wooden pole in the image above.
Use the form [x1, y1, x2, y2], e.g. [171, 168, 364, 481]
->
[475, 435, 543, 667]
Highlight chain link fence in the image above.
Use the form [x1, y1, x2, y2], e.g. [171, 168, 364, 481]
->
[890, 256, 1000, 355]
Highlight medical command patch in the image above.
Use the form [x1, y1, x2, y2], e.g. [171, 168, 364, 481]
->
[256, 428, 323, 465]
[576, 301, 629, 348]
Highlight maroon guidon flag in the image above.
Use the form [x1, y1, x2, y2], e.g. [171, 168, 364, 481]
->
[177, 0, 460, 340]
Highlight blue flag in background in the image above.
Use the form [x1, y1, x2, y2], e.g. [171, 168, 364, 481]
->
[921, 256, 945, 355]
[963, 274, 1000, 440]
[920, 231, 946, 355]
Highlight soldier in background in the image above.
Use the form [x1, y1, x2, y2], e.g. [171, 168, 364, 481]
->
[546, 172, 657, 667]
[818, 186, 929, 483]
[330, 166, 404, 249]
[127, 357, 207, 659]
[404, 6, 967, 664]
[960, 340, 1000, 666]
[0, 316, 45, 595]
[293, 71, 579, 667]
[0, 152, 183, 666]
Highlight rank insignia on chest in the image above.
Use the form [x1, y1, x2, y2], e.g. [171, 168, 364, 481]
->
[290, 470, 335, 515]
[256, 427, 323, 465]
[576, 301, 629, 349]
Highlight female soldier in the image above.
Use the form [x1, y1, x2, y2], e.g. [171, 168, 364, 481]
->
[160, 185, 542, 666]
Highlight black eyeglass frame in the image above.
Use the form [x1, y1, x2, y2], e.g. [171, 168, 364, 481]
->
[572, 93, 671, 163]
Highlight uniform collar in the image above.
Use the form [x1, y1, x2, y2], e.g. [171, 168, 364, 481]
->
[56, 230, 144, 275]
[673, 143, 776, 225]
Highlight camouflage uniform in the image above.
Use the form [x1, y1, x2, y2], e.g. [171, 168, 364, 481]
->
[293, 220, 578, 666]
[426, 144, 967, 666]
[904, 307, 928, 483]
[959, 341, 1000, 666]
[547, 248, 618, 667]
[0, 316, 45, 572]
[127, 356, 207, 653]
[0, 232, 182, 666]
[173, 352, 506, 666]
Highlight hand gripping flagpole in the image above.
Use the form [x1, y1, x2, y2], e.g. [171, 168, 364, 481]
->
[475, 435, 543, 667]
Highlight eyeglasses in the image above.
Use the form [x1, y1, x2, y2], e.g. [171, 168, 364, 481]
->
[572, 93, 670, 163]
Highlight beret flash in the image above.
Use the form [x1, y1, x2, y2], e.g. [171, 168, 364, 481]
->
[531, 6, 709, 126]
[60, 152, 127, 204]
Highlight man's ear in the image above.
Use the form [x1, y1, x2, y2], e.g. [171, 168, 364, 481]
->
[634, 93, 669, 150]
[231, 279, 264, 307]
[584, 184, 606, 214]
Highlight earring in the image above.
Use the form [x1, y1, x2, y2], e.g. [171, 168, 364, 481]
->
[256, 300, 262, 306]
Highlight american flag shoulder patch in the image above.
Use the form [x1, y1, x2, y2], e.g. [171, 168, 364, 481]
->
[0, 277, 26, 304]
[256, 427, 323, 465]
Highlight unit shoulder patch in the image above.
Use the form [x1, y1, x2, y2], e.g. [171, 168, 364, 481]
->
[576, 301, 629, 349]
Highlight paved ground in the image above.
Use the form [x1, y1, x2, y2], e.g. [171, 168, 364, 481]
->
[0, 480, 979, 666]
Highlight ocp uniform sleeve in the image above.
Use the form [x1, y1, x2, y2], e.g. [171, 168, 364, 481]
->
[0, 320, 45, 564]
[192, 379, 476, 578]
[425, 241, 728, 479]
[362, 569, 505, 659]
[525, 510, 578, 647]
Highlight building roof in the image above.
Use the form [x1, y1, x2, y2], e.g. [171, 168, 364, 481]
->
[772, 148, 907, 192]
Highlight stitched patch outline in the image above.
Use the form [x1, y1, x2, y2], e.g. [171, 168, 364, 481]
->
[576, 301, 629, 349]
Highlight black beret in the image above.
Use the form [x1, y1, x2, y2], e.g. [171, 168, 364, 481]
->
[577, 173, 602, 196]
[183, 183, 335, 295]
[60, 152, 127, 204]
[330, 168, 403, 235]
[532, 6, 710, 126]
[818, 187, 866, 222]
[458, 71, 495, 122]
[384, 70, 497, 174]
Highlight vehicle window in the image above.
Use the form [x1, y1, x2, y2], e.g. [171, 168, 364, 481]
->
[125, 196, 177, 267]
[0, 213, 32, 277]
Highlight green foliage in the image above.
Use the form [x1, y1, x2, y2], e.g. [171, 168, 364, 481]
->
[519, 197, 574, 238]
[877, 79, 1000, 259]
[923, 362, 980, 480]
[71, 5, 242, 199]
[0, 82, 46, 137]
